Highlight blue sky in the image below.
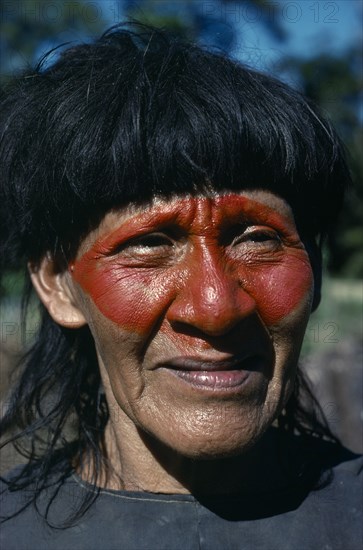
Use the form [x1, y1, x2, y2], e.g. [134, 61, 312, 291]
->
[90, 1, 362, 73]
[3, 1, 361, 75]
[95, 1, 362, 63]
[229, 0, 362, 70]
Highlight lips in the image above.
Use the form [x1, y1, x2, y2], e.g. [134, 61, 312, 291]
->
[155, 354, 266, 391]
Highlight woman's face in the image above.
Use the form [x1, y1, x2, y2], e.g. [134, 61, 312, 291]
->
[70, 190, 314, 458]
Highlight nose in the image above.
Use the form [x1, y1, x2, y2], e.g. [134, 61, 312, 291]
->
[166, 247, 256, 337]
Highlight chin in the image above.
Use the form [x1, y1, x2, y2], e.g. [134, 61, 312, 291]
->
[183, 445, 252, 461]
[164, 425, 267, 461]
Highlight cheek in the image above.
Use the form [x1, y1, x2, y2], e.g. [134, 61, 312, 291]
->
[72, 251, 313, 333]
[241, 253, 314, 326]
[72, 260, 175, 333]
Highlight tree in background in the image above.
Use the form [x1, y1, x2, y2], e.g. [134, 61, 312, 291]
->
[1, 0, 361, 277]
[0, 0, 106, 81]
[0, 0, 285, 72]
[122, 0, 285, 49]
[277, 47, 363, 277]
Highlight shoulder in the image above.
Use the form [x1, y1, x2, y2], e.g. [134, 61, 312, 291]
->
[295, 436, 362, 509]
[1, 451, 362, 550]
[313, 438, 362, 486]
[0, 466, 199, 550]
[330, 447, 363, 478]
[289, 444, 363, 549]
[0, 466, 87, 550]
[322, 448, 362, 510]
[316, 446, 362, 502]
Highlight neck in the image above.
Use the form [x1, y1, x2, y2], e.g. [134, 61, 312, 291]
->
[86, 417, 288, 496]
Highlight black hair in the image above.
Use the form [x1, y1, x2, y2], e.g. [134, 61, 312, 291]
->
[0, 23, 349, 526]
[0, 22, 349, 267]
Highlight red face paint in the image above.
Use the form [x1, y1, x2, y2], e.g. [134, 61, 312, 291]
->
[70, 194, 313, 333]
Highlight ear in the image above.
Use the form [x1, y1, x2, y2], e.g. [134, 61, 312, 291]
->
[29, 256, 87, 328]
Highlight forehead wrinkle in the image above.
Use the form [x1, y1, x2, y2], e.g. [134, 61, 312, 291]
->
[77, 190, 297, 259]
[188, 196, 217, 236]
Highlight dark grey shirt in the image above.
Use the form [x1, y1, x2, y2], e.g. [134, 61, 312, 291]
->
[1, 452, 362, 550]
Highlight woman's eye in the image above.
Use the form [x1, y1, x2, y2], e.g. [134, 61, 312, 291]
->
[247, 231, 280, 243]
[115, 233, 173, 255]
[232, 227, 281, 247]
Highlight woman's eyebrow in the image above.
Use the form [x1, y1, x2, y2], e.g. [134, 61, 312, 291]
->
[82, 209, 187, 257]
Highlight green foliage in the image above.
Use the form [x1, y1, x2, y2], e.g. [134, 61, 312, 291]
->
[277, 48, 363, 277]
[301, 276, 362, 358]
[1, 271, 26, 298]
[124, 0, 285, 51]
[0, 0, 107, 84]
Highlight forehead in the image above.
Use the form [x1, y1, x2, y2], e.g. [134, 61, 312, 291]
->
[77, 190, 296, 254]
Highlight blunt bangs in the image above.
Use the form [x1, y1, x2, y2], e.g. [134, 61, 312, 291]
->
[0, 25, 350, 266]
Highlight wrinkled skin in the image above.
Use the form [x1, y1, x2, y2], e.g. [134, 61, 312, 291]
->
[68, 190, 314, 493]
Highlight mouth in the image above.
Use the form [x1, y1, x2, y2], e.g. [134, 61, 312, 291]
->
[155, 355, 266, 392]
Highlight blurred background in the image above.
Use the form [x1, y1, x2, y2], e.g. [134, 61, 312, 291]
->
[1, 1, 362, 470]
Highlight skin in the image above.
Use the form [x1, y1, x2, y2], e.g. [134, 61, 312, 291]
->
[65, 190, 314, 494]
